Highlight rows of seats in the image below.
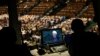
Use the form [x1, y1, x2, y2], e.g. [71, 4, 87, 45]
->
[42, 0, 57, 2]
[18, 2, 35, 8]
[17, 0, 36, 14]
[82, 4, 94, 18]
[56, 1, 94, 18]
[0, 0, 94, 17]
[0, 0, 36, 15]
[56, 2, 86, 17]
[28, 2, 56, 15]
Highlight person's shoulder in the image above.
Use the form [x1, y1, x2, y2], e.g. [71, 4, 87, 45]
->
[70, 33, 75, 36]
[15, 44, 33, 56]
[86, 32, 97, 35]
[85, 32, 98, 38]
[15, 44, 28, 49]
[70, 33, 78, 37]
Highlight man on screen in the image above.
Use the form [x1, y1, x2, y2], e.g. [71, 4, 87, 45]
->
[52, 30, 59, 43]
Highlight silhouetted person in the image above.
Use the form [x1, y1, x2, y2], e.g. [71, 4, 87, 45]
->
[67, 19, 99, 56]
[37, 48, 46, 56]
[0, 27, 32, 56]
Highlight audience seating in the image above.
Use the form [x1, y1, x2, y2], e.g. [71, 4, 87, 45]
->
[0, 0, 94, 17]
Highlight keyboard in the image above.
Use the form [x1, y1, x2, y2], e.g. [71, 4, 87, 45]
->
[51, 45, 67, 52]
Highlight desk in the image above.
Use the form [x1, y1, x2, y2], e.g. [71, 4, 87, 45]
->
[30, 49, 70, 56]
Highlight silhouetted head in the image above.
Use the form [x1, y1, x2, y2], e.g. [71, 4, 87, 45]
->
[37, 48, 45, 55]
[0, 27, 17, 45]
[71, 19, 85, 32]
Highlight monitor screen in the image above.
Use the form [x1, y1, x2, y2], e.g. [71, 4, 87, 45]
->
[41, 28, 63, 45]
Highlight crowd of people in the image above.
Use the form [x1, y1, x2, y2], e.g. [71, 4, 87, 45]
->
[0, 14, 98, 47]
[20, 15, 67, 46]
[0, 13, 100, 56]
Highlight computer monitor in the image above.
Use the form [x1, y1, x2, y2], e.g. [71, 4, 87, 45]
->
[41, 28, 63, 46]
